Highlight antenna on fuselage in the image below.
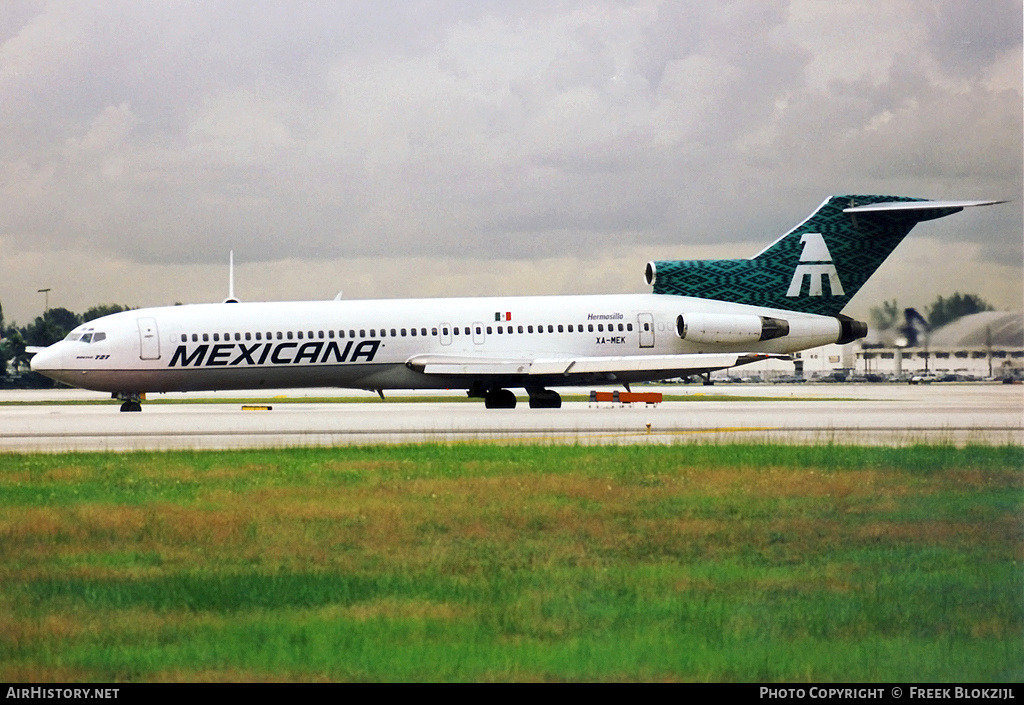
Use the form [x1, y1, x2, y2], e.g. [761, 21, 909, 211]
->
[223, 250, 239, 304]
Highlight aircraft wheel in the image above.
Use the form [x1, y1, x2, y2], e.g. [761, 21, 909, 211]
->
[484, 389, 517, 409]
[119, 400, 142, 412]
[528, 390, 561, 409]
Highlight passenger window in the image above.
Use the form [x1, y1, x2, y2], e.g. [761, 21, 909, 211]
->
[401, 329, 407, 336]
[567, 325, 573, 333]
[213, 333, 220, 342]
[318, 331, 324, 339]
[244, 332, 251, 341]
[627, 323, 633, 331]
[587, 325, 593, 333]
[360, 330, 366, 337]
[255, 332, 261, 341]
[528, 325, 534, 333]
[203, 334, 209, 342]
[338, 330, 345, 338]
[464, 327, 470, 335]
[557, 325, 563, 333]
[432, 328, 438, 336]
[475, 327, 481, 335]
[518, 325, 524, 334]
[370, 329, 376, 337]
[380, 329, 386, 338]
[192, 334, 198, 342]
[421, 328, 427, 336]
[297, 331, 303, 340]
[644, 323, 650, 331]
[391, 329, 397, 337]
[349, 330, 355, 338]
[486, 326, 492, 334]
[328, 330, 334, 339]
[548, 325, 554, 333]
[181, 334, 187, 342]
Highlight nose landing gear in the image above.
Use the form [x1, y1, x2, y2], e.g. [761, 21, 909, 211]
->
[114, 393, 143, 412]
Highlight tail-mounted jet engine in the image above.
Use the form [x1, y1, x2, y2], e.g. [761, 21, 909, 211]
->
[835, 315, 868, 345]
[675, 313, 790, 344]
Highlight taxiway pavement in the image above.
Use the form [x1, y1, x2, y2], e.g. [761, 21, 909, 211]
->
[0, 384, 1020, 451]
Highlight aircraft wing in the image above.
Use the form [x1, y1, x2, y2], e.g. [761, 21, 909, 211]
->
[406, 352, 784, 377]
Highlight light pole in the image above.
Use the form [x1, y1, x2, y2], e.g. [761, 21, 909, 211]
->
[37, 288, 51, 313]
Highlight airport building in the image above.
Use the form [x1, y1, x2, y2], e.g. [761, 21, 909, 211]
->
[856, 311, 1024, 380]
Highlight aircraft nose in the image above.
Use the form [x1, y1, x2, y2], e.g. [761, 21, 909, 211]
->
[30, 344, 63, 374]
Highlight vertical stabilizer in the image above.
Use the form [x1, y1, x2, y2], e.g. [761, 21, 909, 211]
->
[646, 195, 1001, 316]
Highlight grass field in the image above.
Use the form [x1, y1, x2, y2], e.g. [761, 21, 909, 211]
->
[1, 443, 1020, 682]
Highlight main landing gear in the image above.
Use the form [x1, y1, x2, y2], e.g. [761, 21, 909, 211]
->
[114, 393, 143, 412]
[483, 388, 517, 409]
[472, 385, 562, 409]
[526, 387, 561, 409]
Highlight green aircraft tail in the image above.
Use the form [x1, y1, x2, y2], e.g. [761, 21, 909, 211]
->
[646, 195, 992, 317]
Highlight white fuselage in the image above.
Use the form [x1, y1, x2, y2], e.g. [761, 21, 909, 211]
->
[31, 293, 844, 394]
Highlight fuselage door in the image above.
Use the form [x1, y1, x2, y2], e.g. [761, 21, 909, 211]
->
[439, 322, 453, 346]
[638, 313, 655, 348]
[472, 322, 485, 346]
[137, 317, 161, 360]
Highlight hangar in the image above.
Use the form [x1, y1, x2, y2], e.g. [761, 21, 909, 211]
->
[857, 311, 1024, 380]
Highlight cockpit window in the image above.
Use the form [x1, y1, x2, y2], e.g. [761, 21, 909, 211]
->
[65, 328, 105, 344]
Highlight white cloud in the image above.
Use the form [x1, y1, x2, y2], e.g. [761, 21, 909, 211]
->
[0, 0, 1019, 323]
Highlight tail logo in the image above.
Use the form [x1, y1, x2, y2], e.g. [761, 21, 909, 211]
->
[785, 233, 845, 298]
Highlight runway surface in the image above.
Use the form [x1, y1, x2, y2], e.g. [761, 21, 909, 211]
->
[0, 384, 1020, 451]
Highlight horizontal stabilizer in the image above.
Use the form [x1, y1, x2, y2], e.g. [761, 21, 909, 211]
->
[843, 199, 1005, 214]
[406, 352, 784, 377]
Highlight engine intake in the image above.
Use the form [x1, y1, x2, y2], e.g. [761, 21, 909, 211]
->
[676, 313, 790, 344]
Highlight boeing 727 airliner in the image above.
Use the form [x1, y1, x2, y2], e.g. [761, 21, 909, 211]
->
[30, 195, 1001, 410]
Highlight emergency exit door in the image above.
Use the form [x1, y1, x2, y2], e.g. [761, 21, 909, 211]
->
[638, 313, 655, 348]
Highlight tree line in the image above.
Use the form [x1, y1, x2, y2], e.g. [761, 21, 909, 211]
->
[868, 293, 994, 335]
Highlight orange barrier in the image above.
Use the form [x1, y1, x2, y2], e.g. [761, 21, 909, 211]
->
[589, 391, 662, 406]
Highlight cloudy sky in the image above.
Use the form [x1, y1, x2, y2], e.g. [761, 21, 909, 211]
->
[1, 0, 1020, 325]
